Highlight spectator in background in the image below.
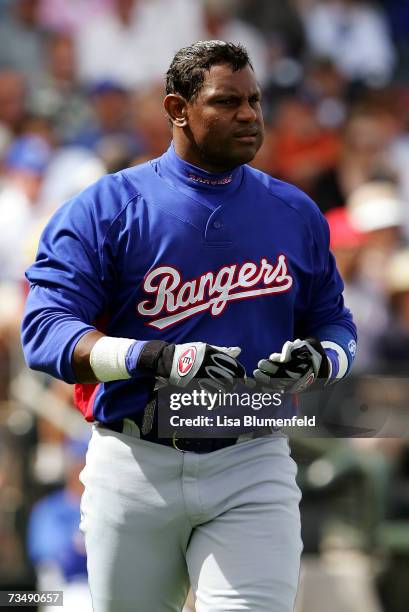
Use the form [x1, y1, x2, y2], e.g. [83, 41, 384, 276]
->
[0, 0, 47, 87]
[28, 33, 92, 144]
[27, 436, 92, 612]
[387, 88, 409, 239]
[75, 0, 201, 90]
[347, 181, 403, 258]
[381, 0, 409, 82]
[325, 206, 388, 373]
[131, 84, 172, 161]
[38, 0, 113, 35]
[342, 181, 404, 372]
[0, 70, 27, 137]
[377, 248, 409, 373]
[200, 0, 268, 84]
[256, 96, 341, 192]
[70, 80, 144, 171]
[311, 109, 396, 214]
[300, 0, 396, 86]
[0, 135, 51, 284]
[302, 57, 348, 129]
[76, 0, 155, 89]
[235, 1, 306, 111]
[326, 206, 367, 281]
[238, 0, 305, 60]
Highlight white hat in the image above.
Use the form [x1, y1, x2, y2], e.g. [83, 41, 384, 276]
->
[386, 248, 409, 294]
[347, 182, 403, 232]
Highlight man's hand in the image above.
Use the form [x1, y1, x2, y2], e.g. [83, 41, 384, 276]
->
[136, 341, 246, 390]
[253, 338, 329, 393]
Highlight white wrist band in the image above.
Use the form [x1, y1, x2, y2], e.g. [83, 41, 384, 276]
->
[89, 336, 136, 382]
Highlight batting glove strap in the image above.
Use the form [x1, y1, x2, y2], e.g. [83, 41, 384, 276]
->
[132, 340, 169, 375]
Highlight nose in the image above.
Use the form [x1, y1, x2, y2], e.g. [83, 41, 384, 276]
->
[236, 100, 258, 122]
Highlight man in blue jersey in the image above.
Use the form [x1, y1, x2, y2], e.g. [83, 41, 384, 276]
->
[22, 41, 357, 612]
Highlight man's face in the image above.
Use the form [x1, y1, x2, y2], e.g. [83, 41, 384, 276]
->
[184, 63, 264, 171]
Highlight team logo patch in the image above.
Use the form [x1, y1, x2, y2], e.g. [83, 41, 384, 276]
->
[348, 340, 357, 357]
[177, 346, 197, 377]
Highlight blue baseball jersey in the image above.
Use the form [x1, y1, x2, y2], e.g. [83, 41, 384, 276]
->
[21, 144, 357, 423]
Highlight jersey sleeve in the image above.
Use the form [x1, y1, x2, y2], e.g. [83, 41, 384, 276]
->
[296, 206, 357, 379]
[21, 184, 116, 383]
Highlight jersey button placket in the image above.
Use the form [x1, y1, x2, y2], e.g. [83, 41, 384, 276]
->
[205, 207, 231, 245]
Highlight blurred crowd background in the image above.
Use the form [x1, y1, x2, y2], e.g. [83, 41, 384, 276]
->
[0, 0, 409, 610]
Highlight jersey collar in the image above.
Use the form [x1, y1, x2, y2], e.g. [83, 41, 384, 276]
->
[159, 142, 243, 196]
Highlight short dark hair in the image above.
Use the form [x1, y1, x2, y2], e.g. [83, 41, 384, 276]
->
[165, 40, 253, 101]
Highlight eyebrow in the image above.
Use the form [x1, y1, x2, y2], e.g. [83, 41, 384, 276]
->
[207, 89, 261, 99]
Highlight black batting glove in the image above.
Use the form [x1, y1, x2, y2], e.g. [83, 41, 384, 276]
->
[253, 338, 329, 393]
[137, 340, 246, 391]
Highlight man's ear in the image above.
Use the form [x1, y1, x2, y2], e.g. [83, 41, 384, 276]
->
[163, 94, 189, 127]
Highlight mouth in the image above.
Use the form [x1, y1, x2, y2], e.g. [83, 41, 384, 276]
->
[233, 131, 259, 143]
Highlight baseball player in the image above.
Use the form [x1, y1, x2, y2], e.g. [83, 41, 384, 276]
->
[22, 41, 357, 612]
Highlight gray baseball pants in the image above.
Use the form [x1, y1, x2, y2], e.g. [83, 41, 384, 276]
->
[80, 425, 302, 611]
